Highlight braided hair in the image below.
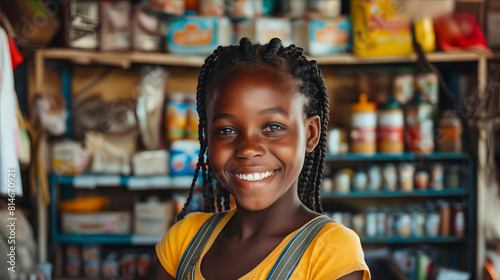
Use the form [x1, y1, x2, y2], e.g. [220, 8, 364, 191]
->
[177, 37, 329, 220]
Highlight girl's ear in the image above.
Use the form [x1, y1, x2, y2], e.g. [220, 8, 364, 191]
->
[305, 115, 321, 153]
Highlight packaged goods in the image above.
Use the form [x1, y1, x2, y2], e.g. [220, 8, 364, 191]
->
[399, 163, 415, 192]
[134, 197, 173, 236]
[416, 73, 439, 105]
[102, 252, 119, 279]
[334, 169, 351, 193]
[166, 17, 232, 55]
[415, 170, 429, 190]
[69, 0, 99, 49]
[393, 73, 415, 105]
[367, 165, 382, 191]
[121, 252, 137, 279]
[199, 0, 226, 16]
[321, 178, 333, 192]
[137, 254, 152, 279]
[235, 18, 293, 47]
[82, 245, 100, 278]
[147, 0, 184, 15]
[59, 196, 107, 213]
[51, 140, 92, 175]
[365, 208, 377, 237]
[185, 94, 199, 140]
[405, 94, 435, 154]
[425, 212, 440, 237]
[280, 0, 307, 17]
[396, 212, 411, 237]
[86, 131, 137, 175]
[132, 4, 162, 52]
[327, 128, 348, 155]
[437, 111, 463, 153]
[227, 0, 265, 17]
[165, 93, 189, 141]
[66, 245, 81, 277]
[351, 1, 435, 57]
[100, 1, 132, 51]
[452, 203, 465, 237]
[438, 201, 450, 236]
[137, 66, 168, 150]
[376, 212, 386, 237]
[308, 0, 341, 18]
[62, 212, 131, 235]
[353, 168, 368, 192]
[378, 97, 404, 153]
[132, 150, 169, 176]
[293, 17, 351, 56]
[169, 140, 200, 176]
[383, 164, 397, 191]
[352, 214, 366, 237]
[446, 165, 460, 189]
[429, 163, 444, 190]
[411, 211, 425, 237]
[350, 94, 377, 154]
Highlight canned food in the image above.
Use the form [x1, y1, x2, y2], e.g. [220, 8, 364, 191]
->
[353, 168, 368, 192]
[446, 165, 460, 189]
[383, 164, 398, 191]
[367, 165, 382, 191]
[399, 163, 415, 192]
[415, 171, 429, 190]
[366, 208, 377, 237]
[430, 163, 444, 190]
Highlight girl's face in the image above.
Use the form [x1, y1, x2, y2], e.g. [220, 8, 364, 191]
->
[206, 66, 320, 211]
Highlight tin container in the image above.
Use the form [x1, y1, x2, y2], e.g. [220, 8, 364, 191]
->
[367, 165, 382, 191]
[430, 163, 444, 190]
[425, 212, 440, 237]
[446, 165, 460, 189]
[396, 212, 411, 237]
[411, 211, 426, 237]
[383, 164, 398, 191]
[335, 169, 352, 193]
[415, 171, 429, 190]
[353, 168, 368, 192]
[366, 208, 377, 237]
[399, 163, 415, 192]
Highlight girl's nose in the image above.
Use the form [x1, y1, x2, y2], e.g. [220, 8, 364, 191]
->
[235, 137, 265, 159]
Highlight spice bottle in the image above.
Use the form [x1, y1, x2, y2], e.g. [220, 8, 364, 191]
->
[405, 93, 435, 154]
[378, 95, 404, 153]
[350, 93, 377, 154]
[437, 110, 463, 152]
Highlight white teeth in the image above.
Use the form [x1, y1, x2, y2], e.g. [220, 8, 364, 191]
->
[235, 171, 275, 182]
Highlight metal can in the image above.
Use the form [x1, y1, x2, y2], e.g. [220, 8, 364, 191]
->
[353, 168, 368, 192]
[386, 213, 396, 237]
[438, 201, 450, 236]
[430, 163, 444, 190]
[396, 212, 411, 237]
[367, 165, 382, 191]
[446, 165, 460, 189]
[415, 170, 429, 190]
[399, 163, 415, 192]
[425, 212, 440, 237]
[383, 164, 398, 191]
[411, 211, 426, 237]
[377, 212, 387, 237]
[335, 169, 351, 193]
[365, 208, 377, 237]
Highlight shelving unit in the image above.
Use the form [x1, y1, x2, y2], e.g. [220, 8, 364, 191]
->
[33, 48, 487, 278]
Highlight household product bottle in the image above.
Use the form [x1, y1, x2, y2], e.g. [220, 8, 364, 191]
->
[437, 110, 463, 152]
[378, 96, 404, 153]
[452, 202, 465, 237]
[405, 93, 435, 154]
[165, 93, 188, 141]
[350, 93, 377, 154]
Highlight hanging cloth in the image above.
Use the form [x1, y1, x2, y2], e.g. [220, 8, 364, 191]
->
[0, 26, 24, 197]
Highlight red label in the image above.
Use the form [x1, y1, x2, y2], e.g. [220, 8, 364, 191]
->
[379, 126, 403, 143]
[351, 127, 376, 144]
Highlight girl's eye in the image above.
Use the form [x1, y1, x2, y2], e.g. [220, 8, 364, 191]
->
[216, 128, 235, 135]
[264, 124, 284, 132]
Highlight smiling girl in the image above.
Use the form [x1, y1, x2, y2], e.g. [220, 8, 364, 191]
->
[154, 38, 371, 280]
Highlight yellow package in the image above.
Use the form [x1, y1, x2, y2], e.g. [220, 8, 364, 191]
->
[351, 0, 435, 57]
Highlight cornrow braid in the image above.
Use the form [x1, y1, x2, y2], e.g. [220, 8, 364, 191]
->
[177, 38, 329, 219]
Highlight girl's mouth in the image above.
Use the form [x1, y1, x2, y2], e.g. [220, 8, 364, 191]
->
[234, 170, 277, 181]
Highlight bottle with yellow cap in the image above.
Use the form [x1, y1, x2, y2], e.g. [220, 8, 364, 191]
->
[350, 93, 377, 154]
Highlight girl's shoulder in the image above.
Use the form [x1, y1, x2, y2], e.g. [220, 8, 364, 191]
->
[310, 218, 365, 256]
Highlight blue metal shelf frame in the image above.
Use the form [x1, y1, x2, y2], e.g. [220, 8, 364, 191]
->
[323, 152, 476, 272]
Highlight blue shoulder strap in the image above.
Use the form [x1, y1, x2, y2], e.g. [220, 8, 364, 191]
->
[176, 212, 227, 280]
[265, 215, 333, 280]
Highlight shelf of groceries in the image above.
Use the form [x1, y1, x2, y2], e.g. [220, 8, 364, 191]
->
[37, 48, 484, 68]
[53, 234, 464, 246]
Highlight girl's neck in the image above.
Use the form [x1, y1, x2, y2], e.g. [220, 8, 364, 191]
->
[227, 185, 320, 241]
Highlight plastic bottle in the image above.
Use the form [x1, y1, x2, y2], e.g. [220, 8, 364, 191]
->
[405, 93, 435, 154]
[378, 95, 404, 153]
[350, 93, 377, 154]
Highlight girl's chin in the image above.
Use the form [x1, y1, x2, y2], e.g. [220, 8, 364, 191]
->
[235, 199, 274, 212]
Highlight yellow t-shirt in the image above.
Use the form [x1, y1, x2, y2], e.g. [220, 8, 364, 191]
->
[156, 209, 371, 280]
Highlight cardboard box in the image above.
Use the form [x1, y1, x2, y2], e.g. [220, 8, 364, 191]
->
[62, 212, 131, 235]
[166, 17, 232, 55]
[234, 17, 293, 46]
[293, 17, 351, 56]
[134, 199, 173, 236]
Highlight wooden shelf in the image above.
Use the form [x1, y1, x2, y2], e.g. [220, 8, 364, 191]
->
[37, 48, 484, 68]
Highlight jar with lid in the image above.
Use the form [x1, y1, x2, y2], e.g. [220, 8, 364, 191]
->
[350, 93, 377, 154]
[405, 93, 435, 154]
[378, 95, 404, 153]
[437, 110, 463, 152]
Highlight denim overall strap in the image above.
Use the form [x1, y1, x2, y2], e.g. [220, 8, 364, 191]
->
[265, 215, 333, 280]
[176, 212, 227, 280]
